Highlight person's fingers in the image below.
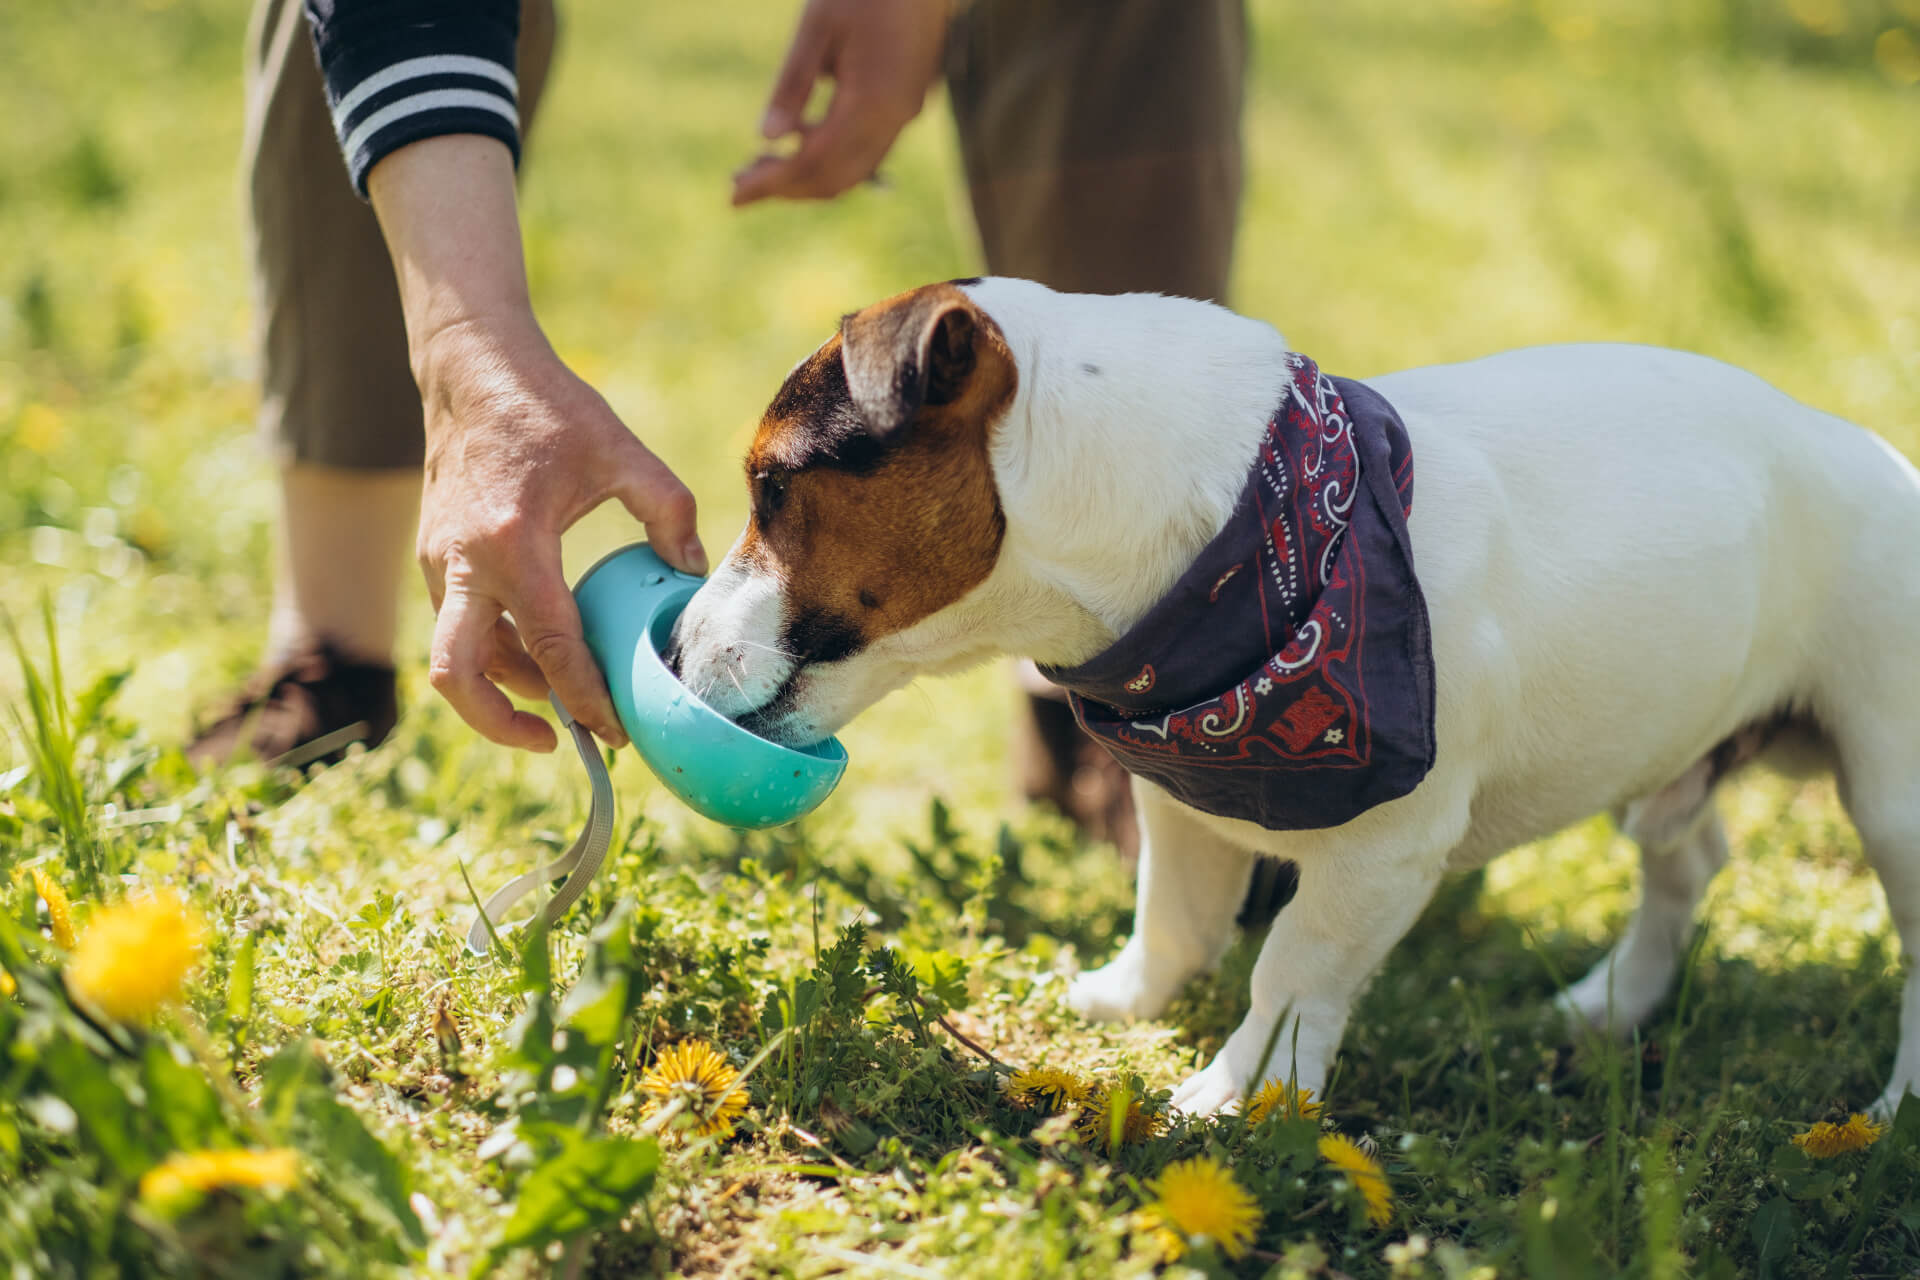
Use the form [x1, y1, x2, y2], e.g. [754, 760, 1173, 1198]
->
[729, 154, 792, 207]
[609, 443, 706, 575]
[732, 105, 886, 205]
[761, 3, 832, 140]
[429, 583, 559, 752]
[504, 562, 628, 748]
[749, 122, 864, 202]
[483, 616, 549, 701]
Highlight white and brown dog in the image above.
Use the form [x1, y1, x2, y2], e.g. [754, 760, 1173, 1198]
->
[670, 278, 1920, 1119]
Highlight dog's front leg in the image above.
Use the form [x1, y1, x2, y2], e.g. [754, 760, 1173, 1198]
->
[1067, 781, 1256, 1022]
[1169, 848, 1444, 1116]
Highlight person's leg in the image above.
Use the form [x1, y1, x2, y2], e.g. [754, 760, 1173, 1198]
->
[194, 0, 556, 767]
[244, 0, 427, 673]
[946, 0, 1244, 302]
[947, 0, 1247, 854]
[266, 467, 421, 669]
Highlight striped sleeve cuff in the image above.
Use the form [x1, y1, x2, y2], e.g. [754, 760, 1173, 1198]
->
[304, 2, 523, 196]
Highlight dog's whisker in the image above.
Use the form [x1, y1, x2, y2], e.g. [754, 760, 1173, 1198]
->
[910, 681, 936, 716]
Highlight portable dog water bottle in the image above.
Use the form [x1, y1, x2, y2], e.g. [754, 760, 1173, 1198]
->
[466, 543, 847, 953]
[573, 541, 848, 826]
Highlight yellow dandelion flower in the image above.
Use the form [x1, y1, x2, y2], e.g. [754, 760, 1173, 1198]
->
[1076, 1082, 1165, 1148]
[65, 891, 204, 1023]
[139, 1147, 299, 1210]
[639, 1040, 749, 1139]
[1, 969, 14, 998]
[1243, 1078, 1323, 1125]
[1319, 1133, 1393, 1226]
[1143, 1155, 1262, 1260]
[1129, 1208, 1187, 1265]
[30, 867, 77, 950]
[1791, 1113, 1885, 1158]
[1006, 1066, 1092, 1114]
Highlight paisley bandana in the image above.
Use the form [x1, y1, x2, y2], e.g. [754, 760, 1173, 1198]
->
[1041, 354, 1436, 831]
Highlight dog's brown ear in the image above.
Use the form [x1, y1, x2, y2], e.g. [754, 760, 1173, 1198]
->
[840, 286, 980, 441]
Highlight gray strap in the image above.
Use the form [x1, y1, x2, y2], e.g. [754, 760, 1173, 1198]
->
[465, 693, 617, 956]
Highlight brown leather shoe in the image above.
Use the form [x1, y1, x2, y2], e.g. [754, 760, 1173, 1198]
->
[186, 644, 398, 769]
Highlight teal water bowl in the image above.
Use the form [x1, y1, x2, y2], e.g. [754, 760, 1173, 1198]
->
[574, 543, 847, 828]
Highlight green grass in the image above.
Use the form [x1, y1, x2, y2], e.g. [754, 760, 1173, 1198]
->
[4, 0, 1920, 1275]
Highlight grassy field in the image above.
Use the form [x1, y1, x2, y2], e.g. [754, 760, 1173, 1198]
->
[5, 0, 1920, 1275]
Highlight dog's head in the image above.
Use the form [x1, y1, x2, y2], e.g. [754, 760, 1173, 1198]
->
[669, 281, 1019, 745]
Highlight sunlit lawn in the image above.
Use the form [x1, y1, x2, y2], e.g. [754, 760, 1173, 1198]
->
[4, 1, 1920, 1275]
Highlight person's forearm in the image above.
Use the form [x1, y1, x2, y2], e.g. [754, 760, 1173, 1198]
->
[365, 134, 539, 390]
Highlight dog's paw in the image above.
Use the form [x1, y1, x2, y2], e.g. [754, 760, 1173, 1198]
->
[1555, 965, 1658, 1039]
[1169, 1056, 1242, 1118]
[1551, 986, 1613, 1035]
[1065, 947, 1175, 1023]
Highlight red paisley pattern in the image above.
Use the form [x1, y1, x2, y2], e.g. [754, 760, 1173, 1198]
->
[1041, 355, 1435, 832]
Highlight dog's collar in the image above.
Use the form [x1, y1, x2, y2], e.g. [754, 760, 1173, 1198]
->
[1040, 353, 1436, 831]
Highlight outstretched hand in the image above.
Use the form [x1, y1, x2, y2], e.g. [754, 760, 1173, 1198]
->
[733, 0, 950, 206]
[412, 317, 705, 752]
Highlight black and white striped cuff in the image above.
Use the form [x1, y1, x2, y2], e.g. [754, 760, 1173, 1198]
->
[329, 54, 521, 195]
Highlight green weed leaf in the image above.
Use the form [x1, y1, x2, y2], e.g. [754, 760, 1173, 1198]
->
[491, 1131, 659, 1258]
[37, 1037, 143, 1176]
[558, 900, 642, 1046]
[908, 948, 969, 1014]
[1750, 1196, 1796, 1280]
[261, 1041, 424, 1252]
[141, 1040, 227, 1152]
[225, 931, 256, 1045]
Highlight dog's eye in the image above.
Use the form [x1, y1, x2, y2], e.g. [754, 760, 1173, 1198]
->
[753, 469, 791, 524]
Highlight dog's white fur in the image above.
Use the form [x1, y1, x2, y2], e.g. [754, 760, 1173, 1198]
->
[677, 278, 1920, 1118]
